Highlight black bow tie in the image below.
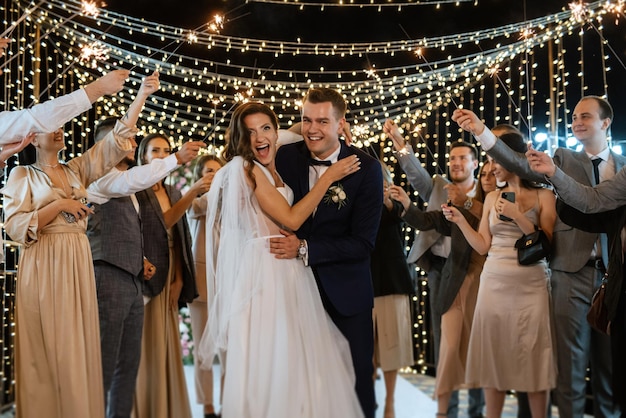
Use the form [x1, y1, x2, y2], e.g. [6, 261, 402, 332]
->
[309, 158, 332, 167]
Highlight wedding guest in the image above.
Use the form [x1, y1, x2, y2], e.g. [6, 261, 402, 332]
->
[443, 132, 556, 418]
[388, 157, 499, 418]
[0, 83, 137, 417]
[371, 162, 415, 418]
[527, 146, 626, 409]
[454, 98, 623, 418]
[85, 70, 207, 418]
[384, 118, 485, 418]
[131, 133, 213, 418]
[0, 69, 129, 166]
[186, 154, 225, 418]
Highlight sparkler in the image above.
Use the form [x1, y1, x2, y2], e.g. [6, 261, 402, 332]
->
[201, 88, 254, 143]
[208, 15, 224, 33]
[603, 0, 625, 23]
[487, 65, 501, 78]
[0, 0, 105, 72]
[569, 1, 589, 23]
[79, 41, 110, 68]
[0, 0, 46, 38]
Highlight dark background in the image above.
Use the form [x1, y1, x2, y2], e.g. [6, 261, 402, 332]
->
[103, 0, 626, 141]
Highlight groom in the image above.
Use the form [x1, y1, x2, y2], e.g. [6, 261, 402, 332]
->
[273, 87, 383, 418]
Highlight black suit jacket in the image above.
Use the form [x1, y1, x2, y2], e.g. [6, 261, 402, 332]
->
[275, 140, 383, 316]
[403, 205, 480, 316]
[371, 200, 413, 297]
[136, 184, 197, 305]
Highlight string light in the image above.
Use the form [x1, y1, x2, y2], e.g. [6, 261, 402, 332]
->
[2, 0, 626, 396]
[247, 0, 474, 7]
[0, 0, 46, 38]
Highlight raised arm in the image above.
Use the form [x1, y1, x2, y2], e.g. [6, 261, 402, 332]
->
[254, 155, 360, 230]
[527, 147, 626, 213]
[383, 118, 436, 199]
[0, 69, 129, 147]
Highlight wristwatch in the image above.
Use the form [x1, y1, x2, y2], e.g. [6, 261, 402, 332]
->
[463, 197, 473, 210]
[297, 239, 307, 259]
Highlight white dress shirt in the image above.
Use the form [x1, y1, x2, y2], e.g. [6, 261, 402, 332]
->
[0, 89, 91, 145]
[87, 153, 179, 204]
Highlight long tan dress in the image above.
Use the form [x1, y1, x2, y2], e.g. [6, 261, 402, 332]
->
[132, 209, 192, 418]
[1, 127, 133, 418]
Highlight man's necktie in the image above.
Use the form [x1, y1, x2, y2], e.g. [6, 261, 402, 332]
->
[592, 158, 602, 185]
[309, 158, 332, 167]
[591, 158, 609, 267]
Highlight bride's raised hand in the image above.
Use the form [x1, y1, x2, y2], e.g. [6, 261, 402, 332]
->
[322, 155, 361, 182]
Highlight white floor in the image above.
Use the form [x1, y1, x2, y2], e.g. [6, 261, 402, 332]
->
[184, 364, 436, 418]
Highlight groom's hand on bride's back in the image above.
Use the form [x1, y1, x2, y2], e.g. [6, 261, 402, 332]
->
[269, 229, 299, 259]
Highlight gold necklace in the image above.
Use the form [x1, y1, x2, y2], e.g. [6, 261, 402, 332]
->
[39, 160, 59, 168]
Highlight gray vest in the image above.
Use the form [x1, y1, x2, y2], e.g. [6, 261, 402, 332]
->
[87, 196, 143, 276]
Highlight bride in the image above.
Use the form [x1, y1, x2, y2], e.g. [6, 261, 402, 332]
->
[197, 101, 364, 418]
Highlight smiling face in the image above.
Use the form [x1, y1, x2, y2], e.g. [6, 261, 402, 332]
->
[33, 129, 65, 152]
[447, 145, 478, 184]
[301, 100, 344, 160]
[243, 112, 279, 167]
[491, 158, 514, 184]
[571, 97, 611, 147]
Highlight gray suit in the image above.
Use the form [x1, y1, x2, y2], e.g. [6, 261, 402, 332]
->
[487, 139, 626, 418]
[395, 148, 484, 418]
[88, 196, 144, 418]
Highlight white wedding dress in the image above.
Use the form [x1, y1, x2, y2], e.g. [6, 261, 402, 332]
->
[197, 157, 363, 418]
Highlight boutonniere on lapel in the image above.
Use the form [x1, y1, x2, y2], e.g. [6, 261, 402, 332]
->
[324, 183, 348, 209]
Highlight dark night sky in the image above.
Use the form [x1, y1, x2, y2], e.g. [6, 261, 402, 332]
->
[102, 0, 626, 141]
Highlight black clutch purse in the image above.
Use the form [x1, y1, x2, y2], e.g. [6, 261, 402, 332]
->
[514, 226, 551, 265]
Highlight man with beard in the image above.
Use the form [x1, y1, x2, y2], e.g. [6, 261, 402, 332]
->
[384, 119, 485, 418]
[86, 73, 205, 418]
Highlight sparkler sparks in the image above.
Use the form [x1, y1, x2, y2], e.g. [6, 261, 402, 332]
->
[569, 1, 589, 22]
[81, 1, 106, 18]
[79, 42, 109, 67]
[488, 65, 501, 78]
[208, 15, 224, 33]
[187, 32, 199, 44]
[518, 27, 535, 40]
[352, 124, 370, 138]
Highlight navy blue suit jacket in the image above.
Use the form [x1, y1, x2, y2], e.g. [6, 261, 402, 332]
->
[276, 141, 383, 316]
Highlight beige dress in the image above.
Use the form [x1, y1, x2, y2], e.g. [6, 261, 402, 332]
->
[434, 250, 484, 396]
[186, 195, 216, 405]
[132, 218, 192, 418]
[1, 127, 133, 418]
[465, 204, 556, 392]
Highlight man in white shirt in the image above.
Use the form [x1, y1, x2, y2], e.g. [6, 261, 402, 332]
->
[87, 108, 205, 418]
[0, 55, 129, 166]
